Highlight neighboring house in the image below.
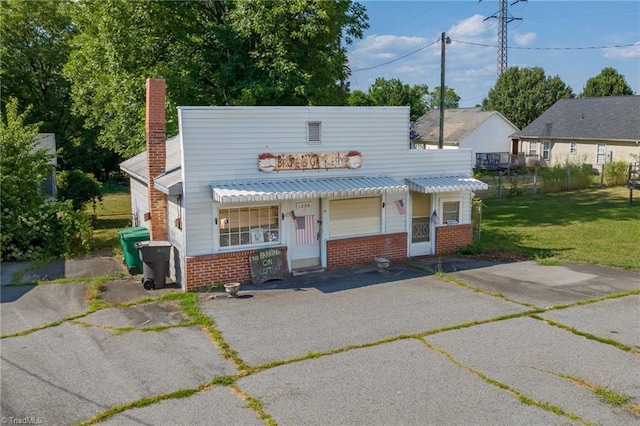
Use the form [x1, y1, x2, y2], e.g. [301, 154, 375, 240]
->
[35, 133, 57, 200]
[514, 96, 640, 168]
[120, 79, 487, 291]
[411, 107, 521, 169]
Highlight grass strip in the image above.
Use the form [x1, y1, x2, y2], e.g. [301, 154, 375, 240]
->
[230, 384, 277, 426]
[417, 337, 588, 424]
[531, 315, 636, 353]
[547, 289, 640, 311]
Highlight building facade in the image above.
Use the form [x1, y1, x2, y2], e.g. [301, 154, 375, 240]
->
[121, 79, 487, 291]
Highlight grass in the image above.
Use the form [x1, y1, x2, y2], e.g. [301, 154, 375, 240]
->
[89, 188, 131, 254]
[477, 186, 640, 270]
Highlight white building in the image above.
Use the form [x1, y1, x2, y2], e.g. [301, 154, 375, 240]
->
[121, 79, 487, 290]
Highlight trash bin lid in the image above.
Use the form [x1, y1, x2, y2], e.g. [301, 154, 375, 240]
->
[134, 240, 172, 248]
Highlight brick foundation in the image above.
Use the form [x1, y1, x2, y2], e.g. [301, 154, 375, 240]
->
[326, 233, 407, 270]
[185, 247, 288, 291]
[434, 224, 473, 255]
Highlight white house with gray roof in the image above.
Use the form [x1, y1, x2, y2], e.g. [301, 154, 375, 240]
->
[514, 96, 640, 168]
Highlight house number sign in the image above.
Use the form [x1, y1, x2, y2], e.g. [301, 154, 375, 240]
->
[296, 202, 311, 209]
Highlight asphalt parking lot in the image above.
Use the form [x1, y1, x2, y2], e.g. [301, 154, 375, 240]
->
[1, 257, 639, 425]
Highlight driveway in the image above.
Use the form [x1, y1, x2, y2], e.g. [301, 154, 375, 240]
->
[1, 257, 638, 425]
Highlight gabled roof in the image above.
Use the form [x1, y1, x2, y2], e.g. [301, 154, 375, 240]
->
[515, 96, 640, 141]
[120, 136, 182, 188]
[411, 107, 516, 142]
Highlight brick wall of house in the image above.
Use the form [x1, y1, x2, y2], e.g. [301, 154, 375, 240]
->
[326, 233, 407, 270]
[145, 78, 167, 241]
[435, 224, 473, 255]
[184, 247, 289, 291]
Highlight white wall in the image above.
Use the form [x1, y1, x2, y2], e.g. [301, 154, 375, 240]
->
[129, 178, 149, 228]
[459, 113, 518, 154]
[178, 106, 476, 256]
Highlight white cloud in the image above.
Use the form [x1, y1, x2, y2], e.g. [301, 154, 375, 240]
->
[513, 32, 536, 46]
[603, 42, 640, 59]
[449, 14, 493, 39]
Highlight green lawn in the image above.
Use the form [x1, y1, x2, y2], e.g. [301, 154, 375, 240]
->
[90, 188, 132, 254]
[477, 186, 640, 271]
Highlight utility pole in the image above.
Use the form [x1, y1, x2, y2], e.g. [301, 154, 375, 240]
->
[483, 0, 526, 75]
[438, 32, 451, 149]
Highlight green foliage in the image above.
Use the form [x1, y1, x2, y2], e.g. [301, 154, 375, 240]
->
[64, 0, 368, 157]
[347, 77, 429, 121]
[603, 160, 629, 186]
[428, 86, 461, 110]
[0, 99, 51, 212]
[0, 100, 93, 261]
[580, 67, 634, 97]
[57, 169, 103, 211]
[482, 67, 574, 129]
[2, 200, 93, 262]
[540, 163, 593, 192]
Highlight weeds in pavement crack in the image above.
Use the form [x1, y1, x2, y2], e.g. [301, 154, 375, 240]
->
[417, 337, 588, 424]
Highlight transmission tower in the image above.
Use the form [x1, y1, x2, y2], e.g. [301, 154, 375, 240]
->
[483, 0, 526, 75]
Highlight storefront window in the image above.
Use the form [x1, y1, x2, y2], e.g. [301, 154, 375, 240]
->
[219, 205, 279, 248]
[329, 197, 381, 238]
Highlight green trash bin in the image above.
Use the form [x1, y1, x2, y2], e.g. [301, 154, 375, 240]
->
[117, 227, 150, 275]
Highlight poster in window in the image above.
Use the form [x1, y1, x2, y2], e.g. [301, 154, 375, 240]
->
[250, 228, 264, 244]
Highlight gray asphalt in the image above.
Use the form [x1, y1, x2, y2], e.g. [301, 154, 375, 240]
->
[1, 256, 639, 425]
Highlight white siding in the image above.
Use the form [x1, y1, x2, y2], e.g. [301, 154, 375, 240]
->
[129, 178, 149, 229]
[166, 195, 185, 286]
[459, 113, 518, 154]
[178, 106, 477, 256]
[385, 192, 406, 233]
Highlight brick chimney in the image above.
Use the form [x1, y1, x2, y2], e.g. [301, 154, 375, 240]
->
[145, 78, 167, 241]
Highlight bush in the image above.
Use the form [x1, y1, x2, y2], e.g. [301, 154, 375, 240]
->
[57, 169, 103, 212]
[603, 161, 629, 186]
[1, 200, 93, 262]
[541, 162, 594, 192]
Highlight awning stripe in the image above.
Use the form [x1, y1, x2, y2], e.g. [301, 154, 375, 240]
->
[211, 175, 407, 203]
[406, 176, 488, 193]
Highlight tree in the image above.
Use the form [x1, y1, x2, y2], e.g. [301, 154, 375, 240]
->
[0, 0, 121, 179]
[482, 67, 574, 129]
[64, 0, 368, 157]
[348, 78, 429, 121]
[580, 67, 634, 97]
[0, 99, 92, 261]
[428, 86, 461, 110]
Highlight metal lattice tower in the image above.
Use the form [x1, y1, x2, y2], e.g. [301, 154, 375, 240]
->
[483, 0, 526, 75]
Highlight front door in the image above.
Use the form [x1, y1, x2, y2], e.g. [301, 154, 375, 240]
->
[409, 192, 433, 256]
[289, 199, 321, 270]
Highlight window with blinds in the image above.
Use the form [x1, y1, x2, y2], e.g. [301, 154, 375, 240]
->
[329, 197, 381, 238]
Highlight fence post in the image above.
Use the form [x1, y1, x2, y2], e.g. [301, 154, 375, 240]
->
[533, 168, 538, 194]
[600, 163, 605, 187]
[498, 172, 502, 199]
[567, 165, 571, 191]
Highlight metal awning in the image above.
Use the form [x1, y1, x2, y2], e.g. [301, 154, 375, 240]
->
[406, 176, 488, 193]
[211, 175, 407, 203]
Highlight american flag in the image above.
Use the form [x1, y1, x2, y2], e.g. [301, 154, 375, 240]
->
[295, 215, 315, 246]
[394, 199, 406, 215]
[431, 210, 439, 226]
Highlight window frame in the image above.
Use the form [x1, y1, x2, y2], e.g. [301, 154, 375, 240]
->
[542, 141, 550, 161]
[528, 141, 537, 156]
[570, 141, 577, 155]
[441, 200, 460, 225]
[596, 143, 607, 165]
[218, 204, 280, 249]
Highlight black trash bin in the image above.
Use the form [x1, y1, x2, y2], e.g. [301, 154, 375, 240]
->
[134, 241, 172, 290]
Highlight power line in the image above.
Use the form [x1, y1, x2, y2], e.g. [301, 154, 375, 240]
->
[351, 39, 439, 72]
[452, 40, 639, 51]
[483, 0, 527, 75]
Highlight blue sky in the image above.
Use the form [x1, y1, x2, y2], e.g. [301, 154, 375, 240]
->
[347, 0, 640, 107]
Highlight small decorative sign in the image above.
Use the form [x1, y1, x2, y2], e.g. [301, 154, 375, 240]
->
[296, 202, 311, 209]
[249, 247, 289, 284]
[258, 151, 362, 172]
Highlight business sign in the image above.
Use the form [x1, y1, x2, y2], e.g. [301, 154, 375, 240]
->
[258, 151, 362, 172]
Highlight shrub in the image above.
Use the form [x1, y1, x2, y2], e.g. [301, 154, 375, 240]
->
[58, 169, 103, 212]
[1, 200, 93, 262]
[603, 160, 629, 186]
[541, 162, 594, 192]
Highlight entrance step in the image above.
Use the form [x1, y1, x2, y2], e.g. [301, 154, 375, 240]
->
[292, 266, 325, 277]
